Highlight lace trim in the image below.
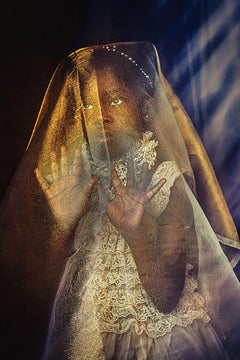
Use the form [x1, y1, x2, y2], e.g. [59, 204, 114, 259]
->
[69, 137, 210, 353]
[77, 217, 209, 339]
[72, 161, 209, 341]
[81, 131, 158, 181]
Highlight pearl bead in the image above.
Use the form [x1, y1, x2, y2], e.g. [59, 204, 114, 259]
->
[102, 45, 153, 87]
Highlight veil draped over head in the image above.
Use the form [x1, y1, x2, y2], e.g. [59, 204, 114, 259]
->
[0, 42, 239, 359]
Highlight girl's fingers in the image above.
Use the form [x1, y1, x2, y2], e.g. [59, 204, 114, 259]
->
[145, 178, 166, 202]
[51, 151, 59, 181]
[139, 162, 149, 190]
[111, 164, 123, 193]
[72, 148, 81, 176]
[87, 175, 99, 191]
[61, 146, 68, 177]
[126, 158, 135, 187]
[34, 168, 49, 193]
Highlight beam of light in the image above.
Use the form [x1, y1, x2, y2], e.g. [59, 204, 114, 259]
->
[157, 0, 240, 234]
[169, 1, 236, 81]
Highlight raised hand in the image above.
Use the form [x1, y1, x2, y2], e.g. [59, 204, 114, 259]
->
[35, 146, 98, 230]
[107, 160, 166, 232]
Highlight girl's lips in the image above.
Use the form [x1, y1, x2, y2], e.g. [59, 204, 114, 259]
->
[98, 132, 112, 142]
[100, 131, 112, 140]
[105, 132, 112, 141]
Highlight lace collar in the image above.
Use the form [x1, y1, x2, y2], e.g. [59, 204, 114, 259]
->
[81, 131, 158, 184]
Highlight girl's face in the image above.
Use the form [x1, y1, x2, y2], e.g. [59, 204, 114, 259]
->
[82, 68, 143, 160]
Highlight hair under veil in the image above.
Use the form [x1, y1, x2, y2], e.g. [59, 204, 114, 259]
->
[0, 42, 239, 359]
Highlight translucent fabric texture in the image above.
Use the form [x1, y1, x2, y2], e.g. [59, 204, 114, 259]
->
[0, 42, 239, 359]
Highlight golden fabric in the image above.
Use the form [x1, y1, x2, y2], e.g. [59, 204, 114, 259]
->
[161, 74, 239, 244]
[0, 42, 239, 359]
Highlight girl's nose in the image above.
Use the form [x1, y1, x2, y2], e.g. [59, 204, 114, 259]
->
[101, 104, 113, 125]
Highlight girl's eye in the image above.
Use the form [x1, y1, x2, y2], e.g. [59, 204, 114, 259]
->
[111, 98, 123, 106]
[83, 103, 93, 110]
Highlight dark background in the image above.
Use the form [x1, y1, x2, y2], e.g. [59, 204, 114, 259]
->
[1, 0, 239, 232]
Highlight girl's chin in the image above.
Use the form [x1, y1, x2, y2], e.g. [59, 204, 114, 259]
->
[89, 136, 138, 160]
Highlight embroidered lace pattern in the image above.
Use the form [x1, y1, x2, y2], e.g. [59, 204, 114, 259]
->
[74, 149, 210, 341]
[81, 131, 158, 182]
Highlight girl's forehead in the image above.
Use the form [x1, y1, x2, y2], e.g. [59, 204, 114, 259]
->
[84, 69, 128, 95]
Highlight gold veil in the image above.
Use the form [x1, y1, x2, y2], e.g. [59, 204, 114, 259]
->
[0, 42, 239, 359]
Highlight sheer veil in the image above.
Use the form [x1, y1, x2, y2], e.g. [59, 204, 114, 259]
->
[0, 42, 239, 359]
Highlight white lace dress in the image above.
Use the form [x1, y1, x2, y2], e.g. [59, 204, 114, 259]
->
[63, 133, 230, 359]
